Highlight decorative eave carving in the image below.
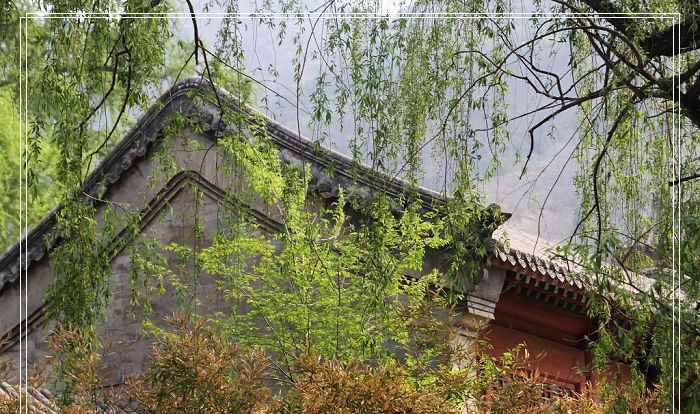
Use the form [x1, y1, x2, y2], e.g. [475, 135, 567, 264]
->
[492, 245, 582, 289]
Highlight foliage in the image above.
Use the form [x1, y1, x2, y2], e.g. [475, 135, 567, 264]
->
[0, 317, 670, 414]
[47, 325, 105, 408]
[45, 201, 117, 329]
[0, 89, 60, 250]
[440, 193, 509, 292]
[282, 353, 462, 414]
[128, 316, 273, 414]
[243, 0, 698, 409]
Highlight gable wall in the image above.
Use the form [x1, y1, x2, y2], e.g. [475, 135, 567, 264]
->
[0, 81, 602, 392]
[0, 123, 286, 384]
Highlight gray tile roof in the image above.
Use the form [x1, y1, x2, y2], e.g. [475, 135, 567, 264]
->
[0, 382, 59, 414]
[0, 382, 131, 413]
[492, 224, 657, 294]
[492, 225, 584, 289]
[0, 78, 448, 295]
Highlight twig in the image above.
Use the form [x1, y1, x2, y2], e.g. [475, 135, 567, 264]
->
[184, 0, 199, 65]
[200, 43, 224, 112]
[200, 45, 307, 113]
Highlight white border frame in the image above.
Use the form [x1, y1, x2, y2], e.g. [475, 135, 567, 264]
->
[17, 9, 682, 413]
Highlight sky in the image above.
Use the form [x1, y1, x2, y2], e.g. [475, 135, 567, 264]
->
[167, 0, 583, 244]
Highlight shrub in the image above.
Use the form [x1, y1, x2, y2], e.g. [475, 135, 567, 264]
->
[2, 315, 668, 414]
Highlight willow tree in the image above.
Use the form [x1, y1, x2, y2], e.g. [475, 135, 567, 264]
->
[244, 1, 697, 409]
[1, 0, 698, 410]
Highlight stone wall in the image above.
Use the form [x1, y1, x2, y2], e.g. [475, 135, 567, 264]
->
[0, 81, 506, 388]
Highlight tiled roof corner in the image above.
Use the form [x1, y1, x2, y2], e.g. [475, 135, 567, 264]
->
[0, 382, 59, 414]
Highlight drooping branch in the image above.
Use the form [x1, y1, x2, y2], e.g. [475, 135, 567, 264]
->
[83, 46, 133, 179]
[180, 2, 223, 115]
[567, 104, 632, 248]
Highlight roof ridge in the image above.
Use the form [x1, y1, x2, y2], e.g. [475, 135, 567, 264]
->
[0, 78, 453, 293]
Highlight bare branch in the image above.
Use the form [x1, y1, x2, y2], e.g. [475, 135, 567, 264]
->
[669, 172, 700, 187]
[184, 0, 199, 65]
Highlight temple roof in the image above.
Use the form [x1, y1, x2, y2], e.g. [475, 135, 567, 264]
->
[493, 225, 583, 288]
[0, 78, 645, 296]
[0, 78, 448, 294]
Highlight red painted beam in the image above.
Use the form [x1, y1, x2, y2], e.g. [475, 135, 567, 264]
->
[495, 291, 592, 340]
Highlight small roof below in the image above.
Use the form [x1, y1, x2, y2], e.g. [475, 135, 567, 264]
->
[492, 223, 582, 289]
[0, 382, 129, 413]
[0, 382, 58, 414]
[491, 223, 657, 294]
